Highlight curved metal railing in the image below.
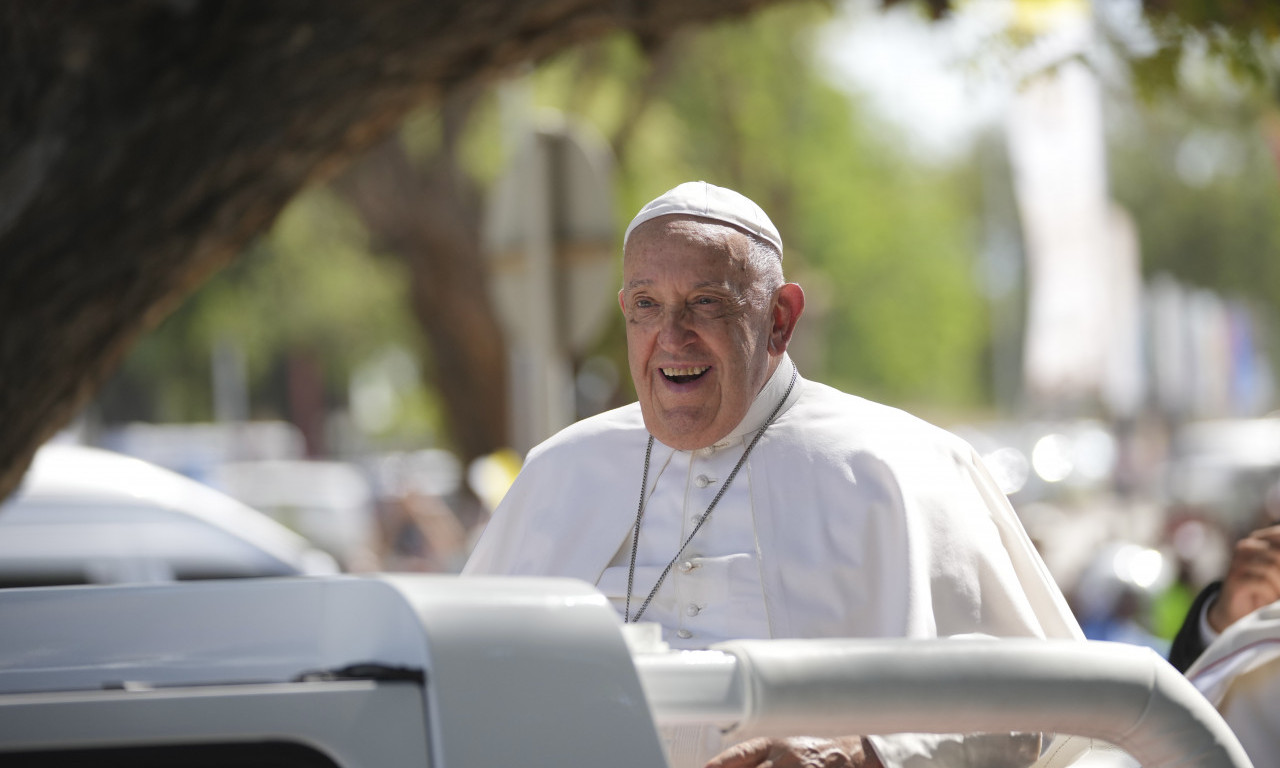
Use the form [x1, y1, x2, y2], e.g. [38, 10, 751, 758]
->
[635, 638, 1252, 768]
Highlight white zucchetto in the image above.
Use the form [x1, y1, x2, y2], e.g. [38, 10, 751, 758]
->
[623, 181, 783, 256]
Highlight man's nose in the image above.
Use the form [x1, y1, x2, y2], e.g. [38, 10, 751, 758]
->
[657, 307, 695, 348]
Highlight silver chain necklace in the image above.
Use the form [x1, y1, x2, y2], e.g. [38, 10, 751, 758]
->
[624, 364, 798, 623]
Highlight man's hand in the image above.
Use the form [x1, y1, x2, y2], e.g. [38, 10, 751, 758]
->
[1208, 524, 1280, 633]
[705, 736, 883, 768]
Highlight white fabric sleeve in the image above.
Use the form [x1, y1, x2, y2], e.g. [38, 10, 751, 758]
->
[1199, 594, 1222, 646]
[866, 732, 1042, 768]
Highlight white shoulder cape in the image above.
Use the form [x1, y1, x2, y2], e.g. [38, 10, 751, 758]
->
[465, 375, 1080, 643]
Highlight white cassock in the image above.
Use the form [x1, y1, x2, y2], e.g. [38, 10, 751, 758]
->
[464, 356, 1084, 767]
[1185, 600, 1280, 768]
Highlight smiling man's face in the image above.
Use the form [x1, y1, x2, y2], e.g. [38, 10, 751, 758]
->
[619, 216, 783, 450]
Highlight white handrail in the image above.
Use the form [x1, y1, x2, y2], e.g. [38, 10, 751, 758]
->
[635, 639, 1252, 768]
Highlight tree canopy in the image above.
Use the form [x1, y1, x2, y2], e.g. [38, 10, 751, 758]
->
[0, 0, 791, 501]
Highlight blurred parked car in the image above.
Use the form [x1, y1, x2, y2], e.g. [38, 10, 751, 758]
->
[0, 444, 339, 588]
[209, 459, 380, 571]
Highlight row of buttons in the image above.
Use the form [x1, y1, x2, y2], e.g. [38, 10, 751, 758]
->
[676, 604, 703, 638]
[677, 558, 702, 639]
[682, 462, 718, 641]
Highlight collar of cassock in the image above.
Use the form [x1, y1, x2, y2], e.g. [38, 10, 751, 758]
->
[714, 353, 802, 447]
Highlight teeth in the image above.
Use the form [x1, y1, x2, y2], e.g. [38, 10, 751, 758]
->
[662, 366, 709, 377]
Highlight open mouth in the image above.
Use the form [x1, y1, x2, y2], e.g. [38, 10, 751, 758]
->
[662, 366, 709, 384]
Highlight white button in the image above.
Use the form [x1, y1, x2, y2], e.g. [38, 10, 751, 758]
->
[695, 474, 712, 488]
[678, 560, 697, 574]
[685, 604, 701, 617]
[677, 629, 693, 639]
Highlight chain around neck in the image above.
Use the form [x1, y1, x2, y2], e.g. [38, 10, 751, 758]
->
[624, 363, 798, 624]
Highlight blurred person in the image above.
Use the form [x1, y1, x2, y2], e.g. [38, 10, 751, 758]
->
[379, 491, 468, 573]
[1152, 515, 1232, 640]
[464, 181, 1083, 768]
[1071, 542, 1168, 654]
[1150, 554, 1197, 642]
[371, 451, 473, 573]
[1078, 587, 1167, 653]
[1169, 522, 1280, 766]
[1169, 521, 1280, 672]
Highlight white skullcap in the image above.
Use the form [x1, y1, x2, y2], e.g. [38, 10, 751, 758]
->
[623, 180, 783, 256]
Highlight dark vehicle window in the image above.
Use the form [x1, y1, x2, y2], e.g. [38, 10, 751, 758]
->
[0, 572, 91, 588]
[1, 741, 341, 767]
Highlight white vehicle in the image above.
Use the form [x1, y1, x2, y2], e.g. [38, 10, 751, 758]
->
[209, 459, 380, 570]
[0, 575, 1251, 768]
[0, 444, 339, 587]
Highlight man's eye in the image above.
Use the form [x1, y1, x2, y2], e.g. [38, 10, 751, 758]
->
[633, 298, 656, 309]
[693, 297, 719, 306]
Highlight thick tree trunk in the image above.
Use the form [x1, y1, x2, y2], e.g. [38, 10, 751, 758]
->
[0, 0, 784, 501]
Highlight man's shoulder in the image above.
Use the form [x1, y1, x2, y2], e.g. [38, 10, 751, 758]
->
[525, 402, 646, 463]
[795, 379, 967, 450]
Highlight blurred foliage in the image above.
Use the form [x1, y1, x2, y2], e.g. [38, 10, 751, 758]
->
[521, 2, 991, 411]
[1101, 0, 1280, 366]
[1126, 26, 1278, 106]
[1110, 104, 1280, 297]
[1108, 89, 1280, 364]
[1143, 0, 1280, 39]
[98, 188, 443, 443]
[1096, 0, 1280, 104]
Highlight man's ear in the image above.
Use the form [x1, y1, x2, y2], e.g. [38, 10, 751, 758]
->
[769, 283, 805, 355]
[618, 289, 626, 314]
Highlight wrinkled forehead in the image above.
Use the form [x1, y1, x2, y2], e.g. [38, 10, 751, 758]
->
[620, 217, 767, 300]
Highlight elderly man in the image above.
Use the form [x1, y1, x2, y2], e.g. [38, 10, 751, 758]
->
[464, 181, 1082, 768]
